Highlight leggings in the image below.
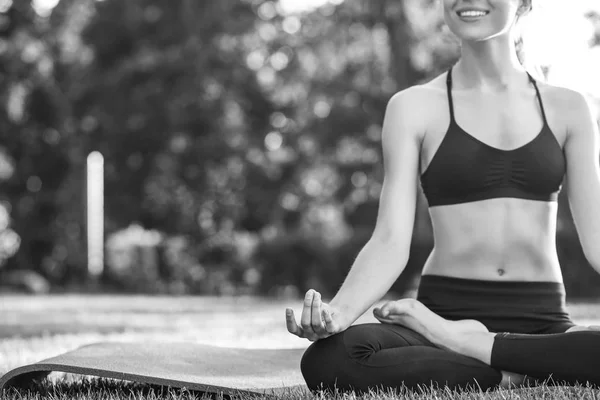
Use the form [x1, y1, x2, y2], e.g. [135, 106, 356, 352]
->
[300, 275, 600, 393]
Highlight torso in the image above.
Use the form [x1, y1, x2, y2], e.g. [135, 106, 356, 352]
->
[414, 72, 570, 282]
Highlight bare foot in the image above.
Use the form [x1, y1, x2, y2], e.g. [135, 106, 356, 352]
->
[566, 325, 600, 332]
[374, 299, 488, 351]
[447, 318, 489, 336]
[375, 299, 500, 367]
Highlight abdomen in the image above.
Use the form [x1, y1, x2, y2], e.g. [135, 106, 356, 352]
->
[422, 197, 563, 282]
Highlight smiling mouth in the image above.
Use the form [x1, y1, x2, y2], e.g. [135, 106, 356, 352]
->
[456, 10, 490, 18]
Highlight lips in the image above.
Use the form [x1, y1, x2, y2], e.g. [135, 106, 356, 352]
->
[456, 9, 489, 21]
[457, 9, 489, 16]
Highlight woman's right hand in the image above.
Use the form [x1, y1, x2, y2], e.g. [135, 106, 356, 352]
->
[286, 289, 348, 342]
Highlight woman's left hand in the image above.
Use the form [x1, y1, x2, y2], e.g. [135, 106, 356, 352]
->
[372, 298, 416, 325]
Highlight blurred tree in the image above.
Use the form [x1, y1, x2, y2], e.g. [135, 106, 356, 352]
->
[0, 0, 75, 289]
[2, 0, 599, 298]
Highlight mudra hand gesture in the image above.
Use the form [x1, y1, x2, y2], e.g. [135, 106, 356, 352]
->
[286, 289, 349, 342]
[372, 298, 417, 326]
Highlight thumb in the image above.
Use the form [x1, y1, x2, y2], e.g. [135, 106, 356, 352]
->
[375, 303, 391, 317]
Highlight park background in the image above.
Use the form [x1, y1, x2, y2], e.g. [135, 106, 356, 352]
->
[3, 2, 600, 398]
[0, 0, 600, 301]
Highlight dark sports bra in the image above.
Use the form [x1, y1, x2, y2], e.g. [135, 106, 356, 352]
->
[420, 67, 565, 207]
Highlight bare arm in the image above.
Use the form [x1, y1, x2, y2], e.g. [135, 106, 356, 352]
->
[565, 90, 600, 271]
[328, 87, 424, 324]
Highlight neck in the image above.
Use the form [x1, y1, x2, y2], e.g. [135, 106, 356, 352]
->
[454, 33, 527, 91]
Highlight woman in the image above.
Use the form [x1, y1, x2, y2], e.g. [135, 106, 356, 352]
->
[285, 0, 600, 393]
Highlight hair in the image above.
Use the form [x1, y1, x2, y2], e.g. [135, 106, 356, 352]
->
[514, 0, 533, 70]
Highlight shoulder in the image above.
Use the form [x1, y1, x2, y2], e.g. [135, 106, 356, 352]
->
[534, 80, 597, 137]
[535, 80, 594, 118]
[388, 73, 447, 106]
[385, 73, 448, 129]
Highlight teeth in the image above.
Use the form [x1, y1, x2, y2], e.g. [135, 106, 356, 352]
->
[459, 10, 488, 17]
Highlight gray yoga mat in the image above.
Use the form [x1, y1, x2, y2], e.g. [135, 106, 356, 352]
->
[0, 341, 310, 397]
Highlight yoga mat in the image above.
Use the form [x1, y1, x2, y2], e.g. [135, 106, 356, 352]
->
[0, 341, 310, 397]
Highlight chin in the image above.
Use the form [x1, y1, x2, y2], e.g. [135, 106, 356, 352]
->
[447, 21, 510, 43]
[452, 28, 500, 42]
[444, 7, 514, 43]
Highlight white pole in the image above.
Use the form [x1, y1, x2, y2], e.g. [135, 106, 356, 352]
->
[87, 151, 104, 277]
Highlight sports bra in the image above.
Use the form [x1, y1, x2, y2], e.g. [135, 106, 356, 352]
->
[419, 67, 565, 207]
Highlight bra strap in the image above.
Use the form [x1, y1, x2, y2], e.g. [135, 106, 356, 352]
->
[527, 72, 549, 125]
[446, 66, 455, 122]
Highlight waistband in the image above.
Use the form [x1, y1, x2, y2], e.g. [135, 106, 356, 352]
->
[416, 274, 573, 334]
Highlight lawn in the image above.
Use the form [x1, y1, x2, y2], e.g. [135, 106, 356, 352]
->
[1, 295, 600, 399]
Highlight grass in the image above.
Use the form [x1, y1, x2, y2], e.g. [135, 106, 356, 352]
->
[1, 295, 600, 400]
[3, 377, 600, 400]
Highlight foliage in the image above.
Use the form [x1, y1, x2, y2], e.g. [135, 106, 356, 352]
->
[0, 0, 599, 297]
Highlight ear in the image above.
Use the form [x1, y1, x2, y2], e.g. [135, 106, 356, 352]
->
[515, 0, 532, 25]
[518, 0, 532, 15]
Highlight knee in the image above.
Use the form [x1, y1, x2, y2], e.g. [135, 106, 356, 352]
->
[341, 324, 387, 361]
[300, 333, 348, 393]
[300, 324, 384, 393]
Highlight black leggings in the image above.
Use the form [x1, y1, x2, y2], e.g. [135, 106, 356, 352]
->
[300, 275, 600, 393]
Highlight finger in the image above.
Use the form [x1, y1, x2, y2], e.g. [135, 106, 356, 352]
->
[372, 307, 385, 318]
[374, 314, 401, 326]
[373, 313, 392, 323]
[286, 309, 304, 337]
[380, 300, 411, 317]
[375, 302, 391, 317]
[311, 292, 327, 334]
[301, 290, 315, 333]
[322, 308, 336, 333]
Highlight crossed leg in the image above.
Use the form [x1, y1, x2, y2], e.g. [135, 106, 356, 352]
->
[374, 299, 600, 387]
[300, 322, 504, 394]
[301, 300, 600, 394]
